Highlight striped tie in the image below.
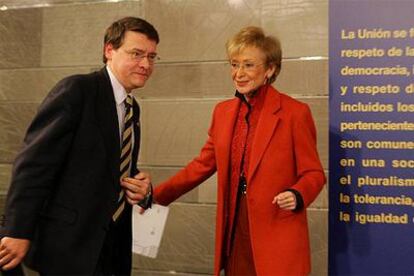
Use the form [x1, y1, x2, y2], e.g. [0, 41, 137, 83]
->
[112, 95, 133, 221]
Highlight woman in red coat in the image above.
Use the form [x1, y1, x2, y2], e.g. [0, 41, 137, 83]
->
[154, 26, 326, 276]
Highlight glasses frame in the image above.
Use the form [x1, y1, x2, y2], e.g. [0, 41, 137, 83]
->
[123, 49, 160, 65]
[229, 61, 265, 72]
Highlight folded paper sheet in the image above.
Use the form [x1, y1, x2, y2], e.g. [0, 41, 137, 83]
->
[132, 204, 169, 258]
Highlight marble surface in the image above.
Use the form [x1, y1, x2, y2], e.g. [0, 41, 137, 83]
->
[0, 8, 42, 69]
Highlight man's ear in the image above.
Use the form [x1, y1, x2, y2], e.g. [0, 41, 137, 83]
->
[104, 43, 114, 61]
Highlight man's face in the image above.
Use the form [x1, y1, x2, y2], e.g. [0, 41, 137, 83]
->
[105, 31, 158, 92]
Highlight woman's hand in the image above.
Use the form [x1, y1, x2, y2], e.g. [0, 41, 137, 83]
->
[272, 191, 297, 210]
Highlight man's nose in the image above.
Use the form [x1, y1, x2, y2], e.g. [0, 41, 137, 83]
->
[138, 56, 151, 69]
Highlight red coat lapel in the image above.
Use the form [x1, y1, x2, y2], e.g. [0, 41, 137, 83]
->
[248, 85, 281, 183]
[215, 98, 240, 199]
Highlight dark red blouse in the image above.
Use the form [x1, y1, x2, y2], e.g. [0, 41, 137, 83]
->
[225, 85, 266, 258]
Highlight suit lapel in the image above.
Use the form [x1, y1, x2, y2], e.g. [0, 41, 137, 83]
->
[96, 68, 120, 184]
[247, 85, 281, 183]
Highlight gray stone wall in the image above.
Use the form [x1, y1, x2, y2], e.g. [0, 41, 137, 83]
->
[0, 0, 328, 275]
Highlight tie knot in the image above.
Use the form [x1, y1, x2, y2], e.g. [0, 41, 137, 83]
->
[125, 95, 133, 107]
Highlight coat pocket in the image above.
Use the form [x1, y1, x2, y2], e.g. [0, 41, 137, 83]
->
[276, 208, 296, 220]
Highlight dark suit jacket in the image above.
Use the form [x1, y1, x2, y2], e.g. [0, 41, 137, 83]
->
[1, 68, 142, 274]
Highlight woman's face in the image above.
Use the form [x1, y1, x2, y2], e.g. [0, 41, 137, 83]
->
[229, 46, 276, 95]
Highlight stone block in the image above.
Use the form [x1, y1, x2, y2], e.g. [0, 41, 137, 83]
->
[0, 164, 12, 194]
[308, 208, 328, 276]
[41, 1, 143, 67]
[0, 8, 42, 68]
[0, 103, 37, 163]
[261, 0, 328, 58]
[144, 0, 261, 62]
[0, 67, 93, 101]
[138, 98, 217, 166]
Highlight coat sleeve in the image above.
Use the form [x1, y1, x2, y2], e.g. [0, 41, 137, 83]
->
[290, 104, 326, 208]
[2, 77, 83, 239]
[153, 107, 218, 206]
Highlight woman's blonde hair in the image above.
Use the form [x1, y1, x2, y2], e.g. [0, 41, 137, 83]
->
[226, 26, 282, 83]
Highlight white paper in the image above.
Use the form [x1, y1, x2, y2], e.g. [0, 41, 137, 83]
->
[132, 203, 169, 258]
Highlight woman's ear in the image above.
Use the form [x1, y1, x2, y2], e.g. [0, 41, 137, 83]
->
[266, 64, 276, 79]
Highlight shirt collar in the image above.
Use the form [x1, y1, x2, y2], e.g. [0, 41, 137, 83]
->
[235, 85, 267, 108]
[106, 66, 128, 105]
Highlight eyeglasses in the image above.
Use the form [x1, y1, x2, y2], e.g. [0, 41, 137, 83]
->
[229, 62, 265, 72]
[124, 49, 160, 65]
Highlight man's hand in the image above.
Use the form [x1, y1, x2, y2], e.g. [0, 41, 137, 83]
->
[121, 171, 151, 205]
[272, 191, 297, 210]
[0, 237, 30, 270]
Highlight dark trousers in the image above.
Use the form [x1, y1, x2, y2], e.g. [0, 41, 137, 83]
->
[0, 265, 24, 276]
[94, 212, 132, 276]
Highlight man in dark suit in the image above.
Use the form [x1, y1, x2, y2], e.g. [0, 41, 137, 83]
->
[0, 16, 158, 275]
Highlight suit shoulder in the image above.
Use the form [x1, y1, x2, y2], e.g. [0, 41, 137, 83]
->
[41, 70, 104, 113]
[49, 70, 105, 101]
[278, 90, 309, 112]
[56, 70, 99, 91]
[214, 97, 237, 110]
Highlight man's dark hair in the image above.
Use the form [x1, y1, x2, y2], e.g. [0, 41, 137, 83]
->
[103, 17, 159, 63]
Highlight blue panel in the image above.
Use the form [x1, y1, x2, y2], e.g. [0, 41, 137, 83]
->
[329, 0, 414, 275]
